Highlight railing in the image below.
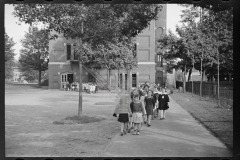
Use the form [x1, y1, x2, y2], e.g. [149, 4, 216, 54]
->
[185, 81, 233, 106]
[82, 65, 111, 91]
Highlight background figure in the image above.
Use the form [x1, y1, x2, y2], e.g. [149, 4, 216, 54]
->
[153, 87, 159, 118]
[144, 90, 155, 127]
[139, 90, 147, 130]
[158, 88, 169, 120]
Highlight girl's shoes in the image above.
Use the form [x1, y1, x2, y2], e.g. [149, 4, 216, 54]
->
[120, 132, 124, 136]
[136, 131, 140, 135]
[133, 130, 137, 135]
[147, 124, 151, 127]
[128, 127, 133, 133]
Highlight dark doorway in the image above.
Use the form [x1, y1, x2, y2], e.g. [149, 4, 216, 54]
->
[67, 74, 73, 84]
[119, 73, 122, 89]
[88, 73, 96, 83]
[132, 74, 137, 88]
[155, 71, 163, 86]
[125, 74, 127, 90]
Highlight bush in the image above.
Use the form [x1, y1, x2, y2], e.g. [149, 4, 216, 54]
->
[40, 79, 48, 86]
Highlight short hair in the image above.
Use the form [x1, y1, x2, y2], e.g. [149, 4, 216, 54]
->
[148, 90, 153, 95]
[143, 85, 149, 89]
[133, 93, 139, 98]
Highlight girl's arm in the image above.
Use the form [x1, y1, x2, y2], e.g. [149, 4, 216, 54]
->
[166, 95, 169, 102]
[141, 102, 147, 115]
[127, 102, 132, 115]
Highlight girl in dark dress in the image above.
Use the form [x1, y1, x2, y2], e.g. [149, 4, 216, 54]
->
[158, 88, 169, 120]
[144, 90, 155, 127]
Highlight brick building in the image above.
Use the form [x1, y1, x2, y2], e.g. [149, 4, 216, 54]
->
[48, 5, 169, 89]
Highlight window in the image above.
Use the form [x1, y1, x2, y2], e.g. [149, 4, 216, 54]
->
[133, 43, 137, 58]
[132, 74, 137, 87]
[73, 43, 78, 60]
[66, 44, 71, 60]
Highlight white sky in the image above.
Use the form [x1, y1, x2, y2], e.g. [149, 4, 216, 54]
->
[5, 4, 186, 60]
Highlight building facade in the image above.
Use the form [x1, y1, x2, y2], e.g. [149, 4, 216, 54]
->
[12, 67, 21, 82]
[48, 5, 168, 89]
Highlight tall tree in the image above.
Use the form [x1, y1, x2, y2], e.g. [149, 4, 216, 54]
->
[13, 4, 162, 115]
[13, 4, 162, 85]
[5, 33, 16, 79]
[19, 27, 49, 85]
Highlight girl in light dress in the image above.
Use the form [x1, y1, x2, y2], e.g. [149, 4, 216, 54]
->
[128, 88, 140, 133]
[131, 93, 145, 135]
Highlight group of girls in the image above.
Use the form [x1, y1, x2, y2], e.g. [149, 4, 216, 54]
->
[113, 85, 170, 136]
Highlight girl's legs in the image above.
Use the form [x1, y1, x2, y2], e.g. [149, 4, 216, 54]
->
[137, 123, 140, 135]
[139, 122, 143, 130]
[148, 115, 152, 126]
[163, 110, 166, 119]
[120, 122, 124, 136]
[133, 123, 137, 135]
[160, 110, 163, 119]
[124, 122, 128, 134]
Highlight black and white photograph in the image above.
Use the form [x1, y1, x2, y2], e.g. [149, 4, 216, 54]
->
[4, 1, 233, 157]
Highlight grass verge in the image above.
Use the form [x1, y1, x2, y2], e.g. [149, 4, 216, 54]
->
[170, 90, 233, 152]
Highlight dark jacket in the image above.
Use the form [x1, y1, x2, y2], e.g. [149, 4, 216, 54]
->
[158, 94, 169, 110]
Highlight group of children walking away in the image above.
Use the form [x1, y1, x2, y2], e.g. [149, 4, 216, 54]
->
[113, 85, 170, 136]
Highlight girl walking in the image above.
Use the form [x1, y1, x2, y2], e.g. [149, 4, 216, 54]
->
[158, 88, 169, 120]
[139, 90, 147, 130]
[114, 94, 132, 136]
[128, 89, 139, 133]
[144, 90, 155, 127]
[131, 93, 145, 135]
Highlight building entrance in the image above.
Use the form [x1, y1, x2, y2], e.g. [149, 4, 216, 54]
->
[61, 73, 74, 89]
[155, 71, 163, 87]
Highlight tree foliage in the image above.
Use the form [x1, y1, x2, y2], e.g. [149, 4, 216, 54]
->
[5, 33, 16, 79]
[18, 27, 49, 85]
[179, 4, 233, 77]
[158, 4, 232, 83]
[13, 4, 162, 69]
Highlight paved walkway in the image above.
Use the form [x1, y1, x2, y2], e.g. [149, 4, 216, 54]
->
[103, 95, 232, 157]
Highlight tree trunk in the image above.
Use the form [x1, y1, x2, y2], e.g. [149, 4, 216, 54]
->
[183, 63, 186, 93]
[200, 58, 203, 96]
[78, 39, 83, 116]
[107, 68, 110, 90]
[118, 69, 120, 90]
[38, 70, 41, 86]
[188, 68, 192, 82]
[127, 68, 130, 93]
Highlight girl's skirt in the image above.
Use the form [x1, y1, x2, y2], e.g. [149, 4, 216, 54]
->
[132, 112, 143, 123]
[118, 113, 129, 123]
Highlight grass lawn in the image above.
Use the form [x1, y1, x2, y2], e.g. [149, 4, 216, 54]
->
[5, 83, 120, 157]
[170, 90, 233, 152]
